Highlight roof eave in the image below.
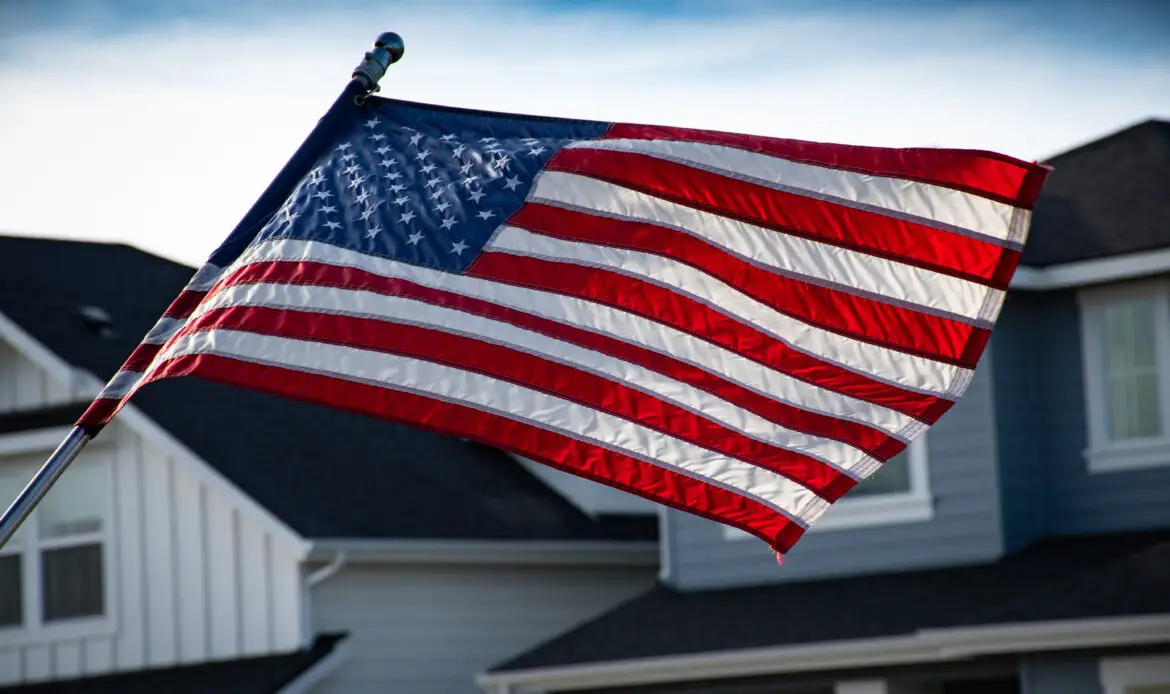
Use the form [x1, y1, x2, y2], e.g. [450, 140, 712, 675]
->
[307, 537, 660, 567]
[477, 614, 1170, 693]
[1013, 247, 1170, 290]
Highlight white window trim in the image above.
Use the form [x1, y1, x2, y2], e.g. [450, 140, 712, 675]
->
[724, 435, 932, 540]
[1100, 655, 1170, 694]
[0, 441, 118, 647]
[1079, 278, 1170, 474]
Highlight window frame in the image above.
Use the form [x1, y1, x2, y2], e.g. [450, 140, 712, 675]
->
[724, 434, 932, 540]
[1079, 278, 1170, 474]
[0, 440, 117, 647]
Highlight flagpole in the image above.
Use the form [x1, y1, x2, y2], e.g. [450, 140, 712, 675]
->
[0, 31, 405, 550]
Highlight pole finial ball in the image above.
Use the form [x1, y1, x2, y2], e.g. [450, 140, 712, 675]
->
[375, 32, 405, 64]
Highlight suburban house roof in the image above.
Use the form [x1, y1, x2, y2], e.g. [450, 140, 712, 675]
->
[1023, 118, 1170, 267]
[0, 234, 655, 543]
[0, 633, 347, 694]
[489, 529, 1170, 674]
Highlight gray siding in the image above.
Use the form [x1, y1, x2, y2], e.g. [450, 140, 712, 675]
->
[1019, 656, 1101, 694]
[308, 562, 653, 694]
[667, 357, 1004, 589]
[994, 287, 1170, 546]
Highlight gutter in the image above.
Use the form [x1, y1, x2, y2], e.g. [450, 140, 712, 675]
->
[307, 538, 659, 568]
[306, 549, 347, 587]
[476, 614, 1170, 693]
[1011, 248, 1170, 290]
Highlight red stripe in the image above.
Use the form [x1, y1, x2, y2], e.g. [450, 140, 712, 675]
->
[180, 304, 857, 500]
[468, 252, 953, 423]
[145, 352, 806, 552]
[77, 397, 122, 431]
[164, 289, 208, 318]
[221, 261, 911, 459]
[506, 203, 988, 367]
[546, 148, 1018, 285]
[121, 344, 163, 373]
[605, 123, 1050, 209]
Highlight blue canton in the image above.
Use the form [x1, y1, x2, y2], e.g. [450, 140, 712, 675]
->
[256, 100, 610, 273]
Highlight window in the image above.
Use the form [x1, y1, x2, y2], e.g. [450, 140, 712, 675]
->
[1100, 655, 1170, 694]
[1080, 280, 1170, 473]
[725, 435, 932, 539]
[0, 453, 111, 639]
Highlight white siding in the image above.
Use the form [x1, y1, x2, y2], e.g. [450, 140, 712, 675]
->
[308, 563, 654, 694]
[0, 336, 307, 685]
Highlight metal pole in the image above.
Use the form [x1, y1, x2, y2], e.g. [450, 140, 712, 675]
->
[0, 32, 405, 550]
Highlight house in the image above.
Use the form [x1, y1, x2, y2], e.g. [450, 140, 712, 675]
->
[0, 236, 661, 691]
[478, 119, 1170, 694]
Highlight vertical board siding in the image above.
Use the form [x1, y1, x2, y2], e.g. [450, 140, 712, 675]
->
[1019, 655, 1102, 694]
[0, 341, 305, 685]
[667, 358, 1005, 589]
[309, 563, 654, 694]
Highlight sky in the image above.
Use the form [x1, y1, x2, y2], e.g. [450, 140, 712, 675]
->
[1, 0, 1168, 266]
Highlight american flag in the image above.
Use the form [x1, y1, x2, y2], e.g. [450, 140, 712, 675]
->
[79, 98, 1049, 554]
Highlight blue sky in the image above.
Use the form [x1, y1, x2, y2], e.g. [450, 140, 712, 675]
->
[1, 0, 1167, 264]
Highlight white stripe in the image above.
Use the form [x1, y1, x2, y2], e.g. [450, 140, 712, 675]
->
[529, 171, 1000, 323]
[488, 226, 968, 397]
[156, 328, 831, 526]
[98, 370, 143, 399]
[567, 138, 1017, 244]
[195, 281, 882, 478]
[187, 263, 225, 292]
[143, 317, 186, 345]
[234, 238, 926, 438]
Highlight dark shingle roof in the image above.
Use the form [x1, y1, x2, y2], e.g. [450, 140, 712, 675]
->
[491, 530, 1170, 672]
[0, 234, 655, 543]
[0, 633, 346, 693]
[1023, 118, 1170, 266]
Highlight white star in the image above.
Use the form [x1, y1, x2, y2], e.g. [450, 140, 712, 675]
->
[425, 177, 442, 188]
[440, 133, 458, 142]
[342, 164, 359, 175]
[434, 201, 452, 213]
[452, 144, 467, 158]
[451, 240, 469, 255]
[467, 189, 486, 203]
[399, 210, 417, 224]
[364, 118, 379, 128]
[336, 142, 352, 151]
[384, 171, 402, 181]
[380, 158, 396, 168]
[415, 150, 431, 162]
[528, 146, 547, 156]
[420, 163, 437, 175]
[394, 196, 410, 206]
[407, 231, 424, 245]
[479, 137, 497, 143]
[314, 190, 334, 201]
[440, 216, 457, 230]
[461, 175, 479, 186]
[340, 153, 357, 163]
[521, 137, 541, 145]
[319, 205, 337, 214]
[375, 146, 391, 155]
[459, 162, 474, 175]
[348, 176, 366, 189]
[356, 189, 371, 204]
[502, 176, 522, 191]
[408, 132, 424, 146]
[493, 154, 511, 169]
[430, 188, 447, 200]
[476, 210, 495, 220]
[370, 133, 386, 142]
[365, 225, 382, 238]
[388, 183, 405, 193]
[324, 220, 342, 231]
[360, 207, 376, 221]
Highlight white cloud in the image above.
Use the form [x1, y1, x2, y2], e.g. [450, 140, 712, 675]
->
[1, 2, 1167, 265]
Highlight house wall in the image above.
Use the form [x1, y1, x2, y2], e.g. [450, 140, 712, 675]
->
[308, 561, 654, 694]
[664, 356, 1004, 590]
[994, 287, 1170, 550]
[0, 335, 307, 686]
[1019, 655, 1101, 694]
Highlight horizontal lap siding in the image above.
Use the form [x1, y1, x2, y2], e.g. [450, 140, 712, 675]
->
[308, 563, 654, 694]
[668, 358, 1003, 588]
